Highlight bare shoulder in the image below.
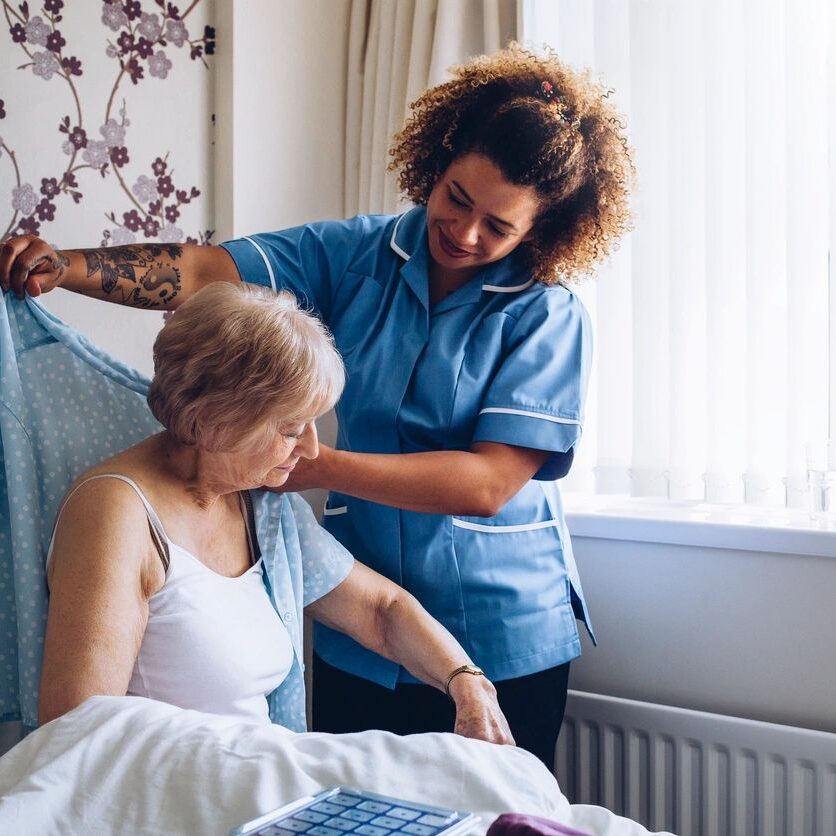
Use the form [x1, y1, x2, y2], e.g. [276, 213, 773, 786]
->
[50, 461, 164, 593]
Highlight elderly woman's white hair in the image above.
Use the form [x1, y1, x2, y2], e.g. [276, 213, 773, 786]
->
[148, 282, 345, 451]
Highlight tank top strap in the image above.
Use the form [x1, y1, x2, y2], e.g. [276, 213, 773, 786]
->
[47, 473, 171, 570]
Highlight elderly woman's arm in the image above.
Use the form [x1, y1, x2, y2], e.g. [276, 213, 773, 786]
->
[304, 562, 514, 745]
[38, 480, 159, 725]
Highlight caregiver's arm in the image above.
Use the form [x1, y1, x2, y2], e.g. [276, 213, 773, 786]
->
[38, 480, 161, 725]
[305, 561, 515, 746]
[286, 441, 551, 517]
[0, 234, 237, 308]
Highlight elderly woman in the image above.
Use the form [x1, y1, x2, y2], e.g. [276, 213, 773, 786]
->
[38, 281, 513, 745]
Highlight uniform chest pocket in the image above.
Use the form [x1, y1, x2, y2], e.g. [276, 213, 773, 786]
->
[330, 272, 387, 360]
[449, 312, 514, 429]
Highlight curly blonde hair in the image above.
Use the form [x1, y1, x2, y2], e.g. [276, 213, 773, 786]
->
[388, 43, 634, 284]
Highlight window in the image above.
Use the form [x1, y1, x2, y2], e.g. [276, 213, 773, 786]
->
[522, 0, 836, 508]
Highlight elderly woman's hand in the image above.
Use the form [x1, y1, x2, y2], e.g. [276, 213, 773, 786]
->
[448, 673, 515, 746]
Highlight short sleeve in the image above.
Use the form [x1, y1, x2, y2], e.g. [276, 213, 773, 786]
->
[287, 493, 354, 607]
[472, 289, 592, 480]
[220, 217, 370, 319]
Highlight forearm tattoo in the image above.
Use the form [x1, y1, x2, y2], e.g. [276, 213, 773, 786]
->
[80, 244, 183, 308]
[29, 253, 69, 281]
[50, 253, 70, 282]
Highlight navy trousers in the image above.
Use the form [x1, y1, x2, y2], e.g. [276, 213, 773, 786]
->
[312, 654, 571, 772]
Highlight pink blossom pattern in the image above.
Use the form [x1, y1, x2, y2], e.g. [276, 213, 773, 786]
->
[24, 15, 50, 46]
[109, 226, 136, 245]
[99, 118, 126, 147]
[159, 222, 182, 243]
[2, 0, 215, 246]
[101, 2, 128, 32]
[12, 184, 38, 215]
[32, 50, 60, 80]
[165, 18, 187, 47]
[147, 49, 172, 79]
[137, 11, 162, 41]
[131, 174, 158, 203]
[82, 140, 109, 169]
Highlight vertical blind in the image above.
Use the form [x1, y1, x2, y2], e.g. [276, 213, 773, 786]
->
[521, 0, 836, 507]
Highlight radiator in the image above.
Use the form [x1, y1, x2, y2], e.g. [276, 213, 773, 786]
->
[556, 690, 836, 836]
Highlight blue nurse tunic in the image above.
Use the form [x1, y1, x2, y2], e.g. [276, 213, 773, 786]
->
[221, 206, 595, 688]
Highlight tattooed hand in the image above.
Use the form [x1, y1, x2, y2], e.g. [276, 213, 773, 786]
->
[0, 235, 70, 298]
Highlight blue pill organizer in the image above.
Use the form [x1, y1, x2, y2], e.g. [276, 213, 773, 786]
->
[230, 787, 479, 836]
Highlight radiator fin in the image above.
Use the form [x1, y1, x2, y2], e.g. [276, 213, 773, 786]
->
[557, 691, 836, 836]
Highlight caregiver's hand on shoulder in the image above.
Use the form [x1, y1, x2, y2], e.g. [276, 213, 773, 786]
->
[273, 443, 335, 492]
[449, 674, 515, 746]
[0, 235, 68, 298]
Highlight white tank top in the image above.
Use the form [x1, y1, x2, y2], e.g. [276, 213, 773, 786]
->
[49, 474, 294, 726]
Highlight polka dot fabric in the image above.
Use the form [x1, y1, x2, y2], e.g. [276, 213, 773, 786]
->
[260, 491, 354, 732]
[0, 295, 353, 731]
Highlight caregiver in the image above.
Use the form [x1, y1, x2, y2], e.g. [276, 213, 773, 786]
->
[1, 44, 633, 769]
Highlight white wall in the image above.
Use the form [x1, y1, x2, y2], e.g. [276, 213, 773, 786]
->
[217, 0, 351, 238]
[569, 534, 836, 734]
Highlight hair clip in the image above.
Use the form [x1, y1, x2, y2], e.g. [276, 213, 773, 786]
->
[539, 80, 554, 101]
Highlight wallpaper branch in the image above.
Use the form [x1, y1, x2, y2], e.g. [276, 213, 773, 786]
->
[1, 0, 215, 247]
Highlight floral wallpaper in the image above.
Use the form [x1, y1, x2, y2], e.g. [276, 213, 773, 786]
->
[0, 0, 215, 248]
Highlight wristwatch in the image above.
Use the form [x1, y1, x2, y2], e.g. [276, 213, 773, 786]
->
[444, 664, 485, 698]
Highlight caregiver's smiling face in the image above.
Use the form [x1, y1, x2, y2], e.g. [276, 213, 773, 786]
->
[425, 153, 540, 283]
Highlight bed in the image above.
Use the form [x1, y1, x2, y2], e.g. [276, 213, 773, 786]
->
[0, 696, 673, 835]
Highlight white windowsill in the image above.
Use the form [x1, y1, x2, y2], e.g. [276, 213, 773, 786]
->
[563, 493, 836, 558]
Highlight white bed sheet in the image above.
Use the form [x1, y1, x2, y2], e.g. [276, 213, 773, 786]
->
[0, 697, 672, 836]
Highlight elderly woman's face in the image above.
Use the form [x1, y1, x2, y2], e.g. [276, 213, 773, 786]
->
[225, 418, 320, 489]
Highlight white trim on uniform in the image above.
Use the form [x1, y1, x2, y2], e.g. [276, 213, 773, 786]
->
[482, 279, 535, 293]
[452, 517, 561, 533]
[243, 236, 278, 292]
[323, 506, 348, 516]
[389, 214, 411, 261]
[479, 407, 581, 426]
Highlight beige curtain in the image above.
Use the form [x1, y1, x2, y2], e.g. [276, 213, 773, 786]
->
[344, 0, 519, 216]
